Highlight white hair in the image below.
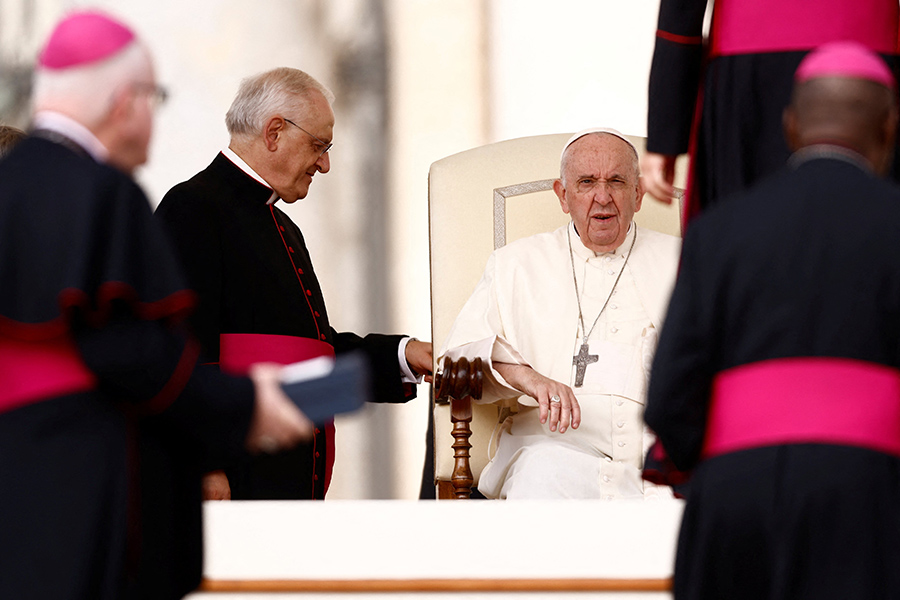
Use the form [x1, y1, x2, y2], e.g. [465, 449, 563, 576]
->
[32, 41, 151, 128]
[225, 67, 334, 139]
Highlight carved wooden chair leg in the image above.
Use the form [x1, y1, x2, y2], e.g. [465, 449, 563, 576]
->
[449, 395, 473, 498]
[434, 356, 483, 499]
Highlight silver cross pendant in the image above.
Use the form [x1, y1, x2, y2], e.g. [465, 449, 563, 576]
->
[572, 341, 599, 387]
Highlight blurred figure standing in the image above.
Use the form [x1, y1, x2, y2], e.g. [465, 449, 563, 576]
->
[646, 42, 900, 599]
[642, 0, 899, 224]
[0, 11, 312, 600]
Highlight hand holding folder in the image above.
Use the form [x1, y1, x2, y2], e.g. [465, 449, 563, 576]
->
[279, 351, 371, 424]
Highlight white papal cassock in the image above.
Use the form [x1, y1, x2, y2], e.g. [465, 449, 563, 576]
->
[440, 221, 681, 499]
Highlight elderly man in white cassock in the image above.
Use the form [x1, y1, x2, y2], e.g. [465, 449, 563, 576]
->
[440, 128, 681, 499]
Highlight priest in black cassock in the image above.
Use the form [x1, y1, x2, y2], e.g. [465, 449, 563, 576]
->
[645, 42, 900, 599]
[641, 0, 900, 223]
[156, 67, 433, 501]
[0, 10, 314, 600]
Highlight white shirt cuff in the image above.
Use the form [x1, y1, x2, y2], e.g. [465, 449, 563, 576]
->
[398, 337, 423, 384]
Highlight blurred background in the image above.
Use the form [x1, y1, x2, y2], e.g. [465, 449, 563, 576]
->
[0, 0, 666, 499]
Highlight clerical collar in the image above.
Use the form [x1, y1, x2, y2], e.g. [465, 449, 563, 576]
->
[569, 220, 635, 262]
[32, 111, 109, 163]
[788, 144, 873, 173]
[221, 147, 280, 204]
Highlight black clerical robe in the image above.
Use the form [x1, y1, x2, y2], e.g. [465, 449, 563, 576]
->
[647, 0, 900, 221]
[0, 135, 255, 600]
[645, 153, 900, 599]
[156, 152, 414, 500]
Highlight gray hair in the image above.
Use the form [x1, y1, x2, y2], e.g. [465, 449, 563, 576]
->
[32, 41, 151, 128]
[560, 132, 640, 187]
[225, 67, 334, 139]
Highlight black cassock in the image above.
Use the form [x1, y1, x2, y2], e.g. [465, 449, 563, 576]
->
[646, 0, 900, 221]
[156, 153, 415, 500]
[645, 153, 900, 599]
[0, 135, 255, 600]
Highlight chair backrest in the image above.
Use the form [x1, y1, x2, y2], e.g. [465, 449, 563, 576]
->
[428, 133, 685, 495]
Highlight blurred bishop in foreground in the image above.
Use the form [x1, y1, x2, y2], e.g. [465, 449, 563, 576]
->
[645, 41, 900, 599]
[0, 10, 314, 600]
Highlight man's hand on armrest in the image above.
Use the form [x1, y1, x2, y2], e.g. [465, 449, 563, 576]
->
[494, 363, 580, 433]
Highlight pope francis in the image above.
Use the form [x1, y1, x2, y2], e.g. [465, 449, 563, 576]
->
[440, 128, 680, 500]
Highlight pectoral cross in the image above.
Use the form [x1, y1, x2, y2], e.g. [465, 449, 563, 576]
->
[573, 341, 598, 387]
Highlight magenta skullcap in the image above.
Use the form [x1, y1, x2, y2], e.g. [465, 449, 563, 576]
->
[561, 127, 637, 163]
[795, 41, 896, 89]
[38, 10, 136, 70]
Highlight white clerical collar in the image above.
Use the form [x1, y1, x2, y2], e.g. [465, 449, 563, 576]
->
[569, 220, 635, 262]
[32, 111, 109, 163]
[221, 147, 280, 204]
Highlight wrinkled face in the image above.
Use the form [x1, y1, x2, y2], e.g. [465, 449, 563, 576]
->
[553, 134, 643, 253]
[271, 89, 334, 203]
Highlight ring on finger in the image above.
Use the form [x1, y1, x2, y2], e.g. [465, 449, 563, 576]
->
[550, 395, 561, 404]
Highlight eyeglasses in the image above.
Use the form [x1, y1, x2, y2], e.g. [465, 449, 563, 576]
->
[284, 118, 333, 157]
[132, 82, 169, 109]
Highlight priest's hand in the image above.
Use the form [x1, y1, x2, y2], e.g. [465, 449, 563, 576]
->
[641, 152, 678, 204]
[494, 363, 581, 433]
[405, 339, 434, 383]
[245, 363, 315, 454]
[202, 470, 231, 500]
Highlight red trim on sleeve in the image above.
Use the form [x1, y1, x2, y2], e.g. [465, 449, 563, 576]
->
[0, 283, 196, 342]
[657, 29, 703, 46]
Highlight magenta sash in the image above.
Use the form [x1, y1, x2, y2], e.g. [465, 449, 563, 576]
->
[710, 0, 898, 56]
[0, 334, 97, 413]
[218, 333, 336, 495]
[704, 357, 900, 459]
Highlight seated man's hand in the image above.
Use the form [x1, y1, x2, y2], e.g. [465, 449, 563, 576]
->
[494, 363, 581, 433]
[245, 363, 315, 454]
[202, 470, 231, 500]
[405, 339, 434, 383]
